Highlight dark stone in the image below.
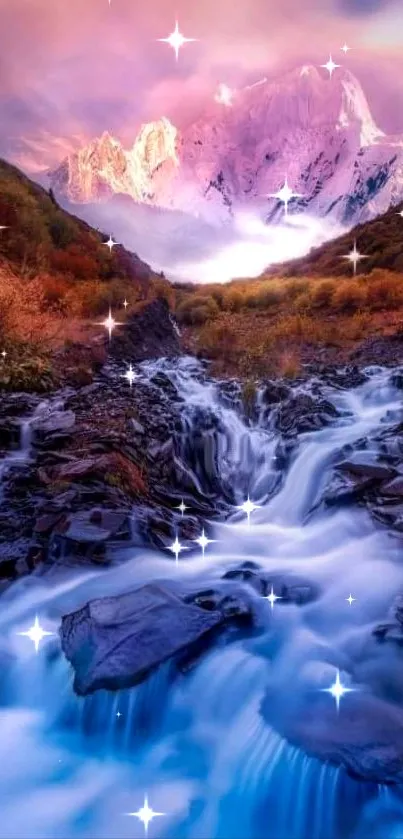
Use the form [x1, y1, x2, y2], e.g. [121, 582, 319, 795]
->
[221, 564, 319, 604]
[109, 298, 181, 362]
[263, 686, 403, 784]
[272, 393, 339, 436]
[380, 476, 403, 497]
[261, 381, 291, 406]
[60, 582, 252, 695]
[336, 453, 395, 481]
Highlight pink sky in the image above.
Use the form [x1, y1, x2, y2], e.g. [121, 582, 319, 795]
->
[1, 0, 403, 173]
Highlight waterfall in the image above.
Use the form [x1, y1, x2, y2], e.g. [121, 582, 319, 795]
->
[1, 360, 403, 838]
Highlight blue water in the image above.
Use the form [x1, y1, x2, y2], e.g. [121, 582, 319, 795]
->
[1, 360, 403, 838]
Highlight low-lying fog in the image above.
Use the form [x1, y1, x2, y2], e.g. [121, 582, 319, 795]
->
[61, 196, 345, 284]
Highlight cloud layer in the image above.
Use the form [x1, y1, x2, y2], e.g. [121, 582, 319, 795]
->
[1, 0, 403, 172]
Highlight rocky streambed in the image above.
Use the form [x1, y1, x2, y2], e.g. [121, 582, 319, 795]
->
[3, 304, 403, 836]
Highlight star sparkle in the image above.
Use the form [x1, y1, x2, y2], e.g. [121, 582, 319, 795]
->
[1, 350, 6, 360]
[237, 495, 260, 525]
[126, 794, 165, 837]
[194, 528, 216, 557]
[116, 711, 122, 718]
[98, 307, 123, 340]
[321, 669, 356, 711]
[264, 586, 282, 610]
[214, 83, 234, 107]
[0, 225, 8, 232]
[321, 55, 341, 78]
[158, 21, 196, 61]
[168, 535, 188, 566]
[104, 235, 118, 252]
[17, 615, 54, 653]
[269, 176, 302, 217]
[341, 43, 351, 54]
[342, 239, 368, 274]
[122, 363, 138, 387]
[177, 499, 188, 517]
[396, 210, 403, 218]
[123, 298, 129, 310]
[346, 594, 356, 606]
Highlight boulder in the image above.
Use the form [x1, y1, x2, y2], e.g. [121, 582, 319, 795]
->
[272, 393, 339, 436]
[60, 582, 252, 695]
[221, 563, 319, 604]
[336, 452, 396, 481]
[109, 298, 181, 362]
[264, 688, 403, 784]
[31, 410, 76, 440]
[39, 452, 147, 497]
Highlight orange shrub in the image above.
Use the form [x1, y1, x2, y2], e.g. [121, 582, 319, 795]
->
[310, 279, 338, 309]
[331, 282, 367, 312]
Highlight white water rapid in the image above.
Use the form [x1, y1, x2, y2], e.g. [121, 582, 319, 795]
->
[1, 359, 403, 838]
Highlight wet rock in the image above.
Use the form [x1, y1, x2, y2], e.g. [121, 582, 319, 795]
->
[336, 452, 396, 481]
[39, 452, 147, 498]
[372, 504, 403, 532]
[221, 563, 319, 604]
[60, 582, 252, 695]
[109, 298, 181, 362]
[264, 687, 403, 784]
[321, 366, 368, 390]
[323, 472, 376, 506]
[0, 420, 21, 449]
[31, 409, 75, 441]
[272, 392, 339, 436]
[379, 476, 403, 497]
[261, 381, 291, 406]
[390, 370, 403, 390]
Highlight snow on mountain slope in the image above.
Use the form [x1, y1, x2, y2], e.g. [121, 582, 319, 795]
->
[49, 65, 403, 227]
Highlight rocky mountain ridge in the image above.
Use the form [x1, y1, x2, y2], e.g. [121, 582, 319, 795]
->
[49, 66, 403, 227]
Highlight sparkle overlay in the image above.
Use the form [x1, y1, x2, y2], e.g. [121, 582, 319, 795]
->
[98, 308, 123, 340]
[237, 496, 260, 525]
[126, 794, 165, 837]
[122, 363, 139, 387]
[346, 594, 356, 606]
[104, 235, 119, 252]
[168, 535, 188, 566]
[194, 528, 216, 557]
[158, 21, 196, 61]
[265, 586, 282, 609]
[215, 83, 234, 107]
[269, 176, 302, 217]
[321, 669, 356, 711]
[123, 298, 129, 310]
[17, 615, 54, 653]
[321, 55, 341, 78]
[342, 239, 368, 274]
[341, 44, 351, 54]
[177, 499, 188, 516]
[1, 350, 6, 360]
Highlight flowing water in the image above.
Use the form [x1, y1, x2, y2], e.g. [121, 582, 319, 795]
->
[1, 359, 403, 838]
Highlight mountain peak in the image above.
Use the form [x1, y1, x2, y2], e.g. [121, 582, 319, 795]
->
[49, 63, 403, 225]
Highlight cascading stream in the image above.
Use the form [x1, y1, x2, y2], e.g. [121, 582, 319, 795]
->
[1, 359, 403, 838]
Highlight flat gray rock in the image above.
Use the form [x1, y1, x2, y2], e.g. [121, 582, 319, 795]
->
[60, 583, 244, 695]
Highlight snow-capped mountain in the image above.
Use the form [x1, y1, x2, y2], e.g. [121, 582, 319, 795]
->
[49, 65, 403, 226]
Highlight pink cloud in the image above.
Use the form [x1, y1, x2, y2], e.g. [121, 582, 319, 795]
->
[1, 0, 403, 173]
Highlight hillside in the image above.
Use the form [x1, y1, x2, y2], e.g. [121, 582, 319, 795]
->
[268, 199, 403, 277]
[0, 158, 173, 389]
[175, 199, 403, 377]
